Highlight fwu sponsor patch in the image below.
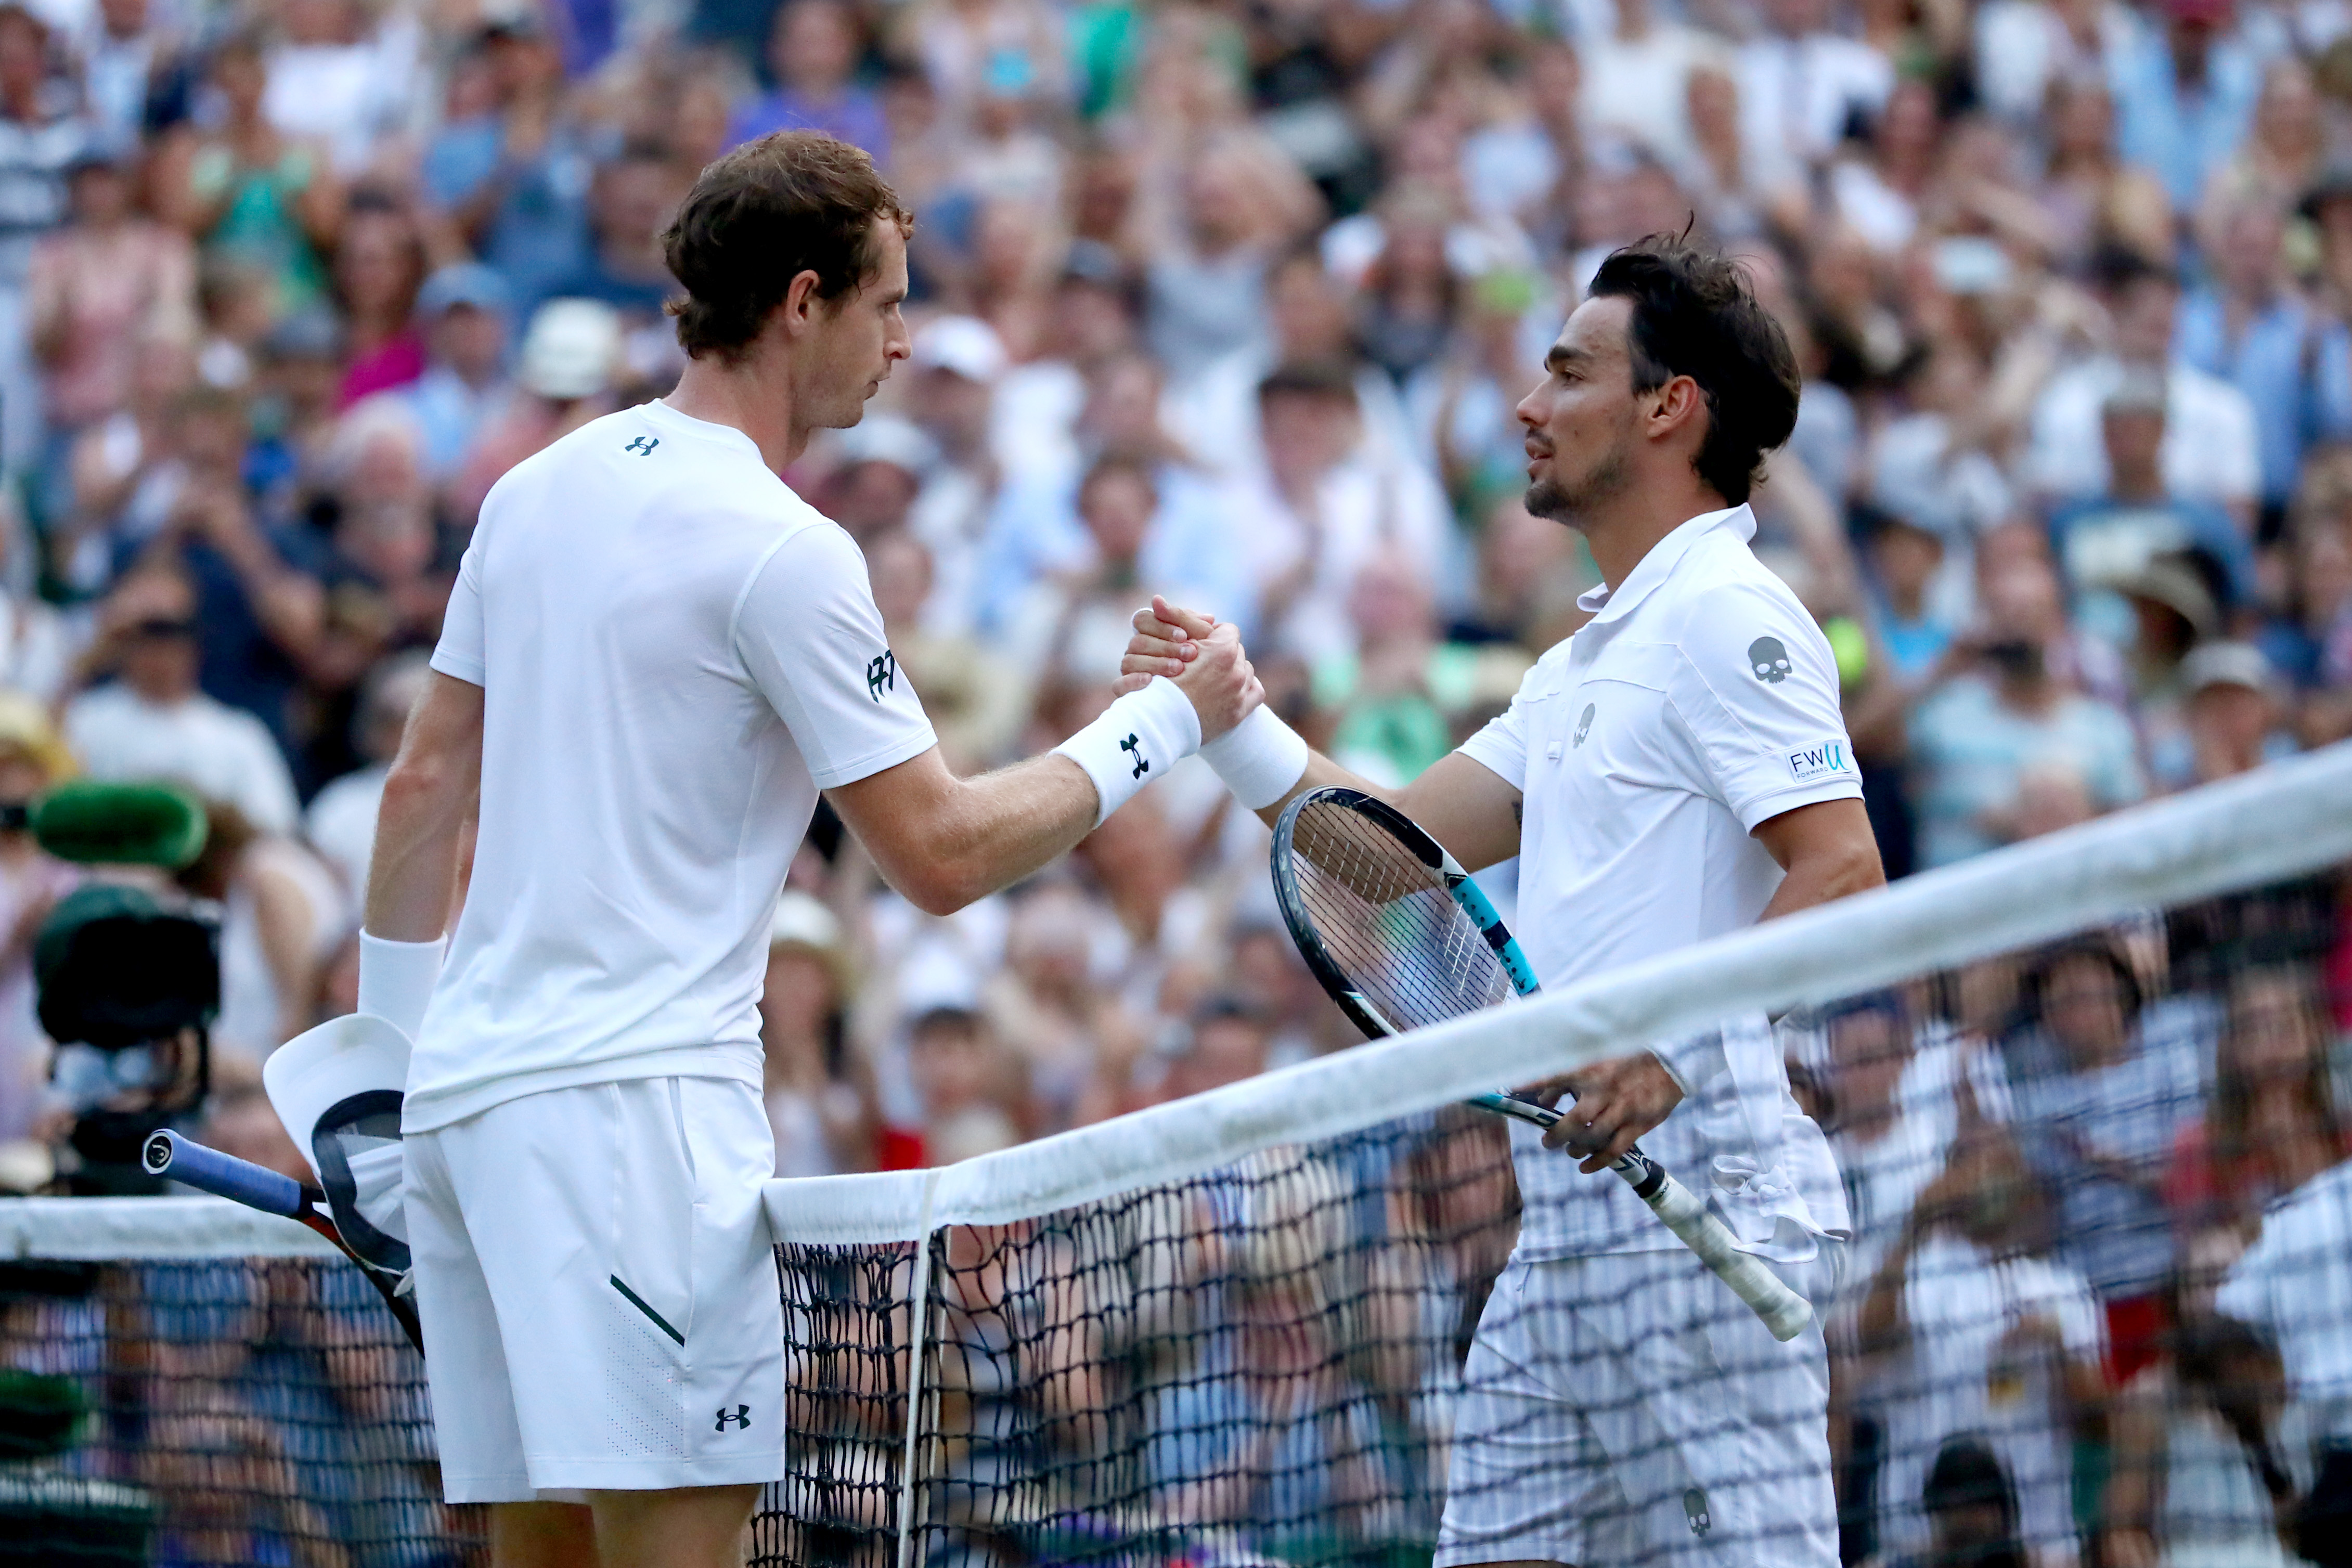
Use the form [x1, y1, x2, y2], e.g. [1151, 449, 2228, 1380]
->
[1787, 740, 1853, 783]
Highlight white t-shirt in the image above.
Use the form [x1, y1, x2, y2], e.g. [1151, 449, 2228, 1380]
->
[2217, 1160, 2352, 1442]
[1456, 503, 1859, 1260]
[404, 400, 938, 1132]
[1878, 1233, 2104, 1562]
[2025, 358, 2261, 510]
[63, 684, 300, 834]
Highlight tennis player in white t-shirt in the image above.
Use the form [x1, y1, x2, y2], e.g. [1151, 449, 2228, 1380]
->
[355, 132, 1258, 1568]
[1121, 238, 1886, 1566]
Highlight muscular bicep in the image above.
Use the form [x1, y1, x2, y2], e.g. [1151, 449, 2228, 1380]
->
[1395, 751, 1523, 873]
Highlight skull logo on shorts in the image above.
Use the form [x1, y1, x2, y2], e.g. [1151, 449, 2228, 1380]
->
[1748, 636, 1792, 684]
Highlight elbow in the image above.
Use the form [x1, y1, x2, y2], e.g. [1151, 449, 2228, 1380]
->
[893, 853, 990, 918]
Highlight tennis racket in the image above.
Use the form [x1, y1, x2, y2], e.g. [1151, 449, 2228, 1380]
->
[142, 1129, 424, 1354]
[1270, 786, 1812, 1342]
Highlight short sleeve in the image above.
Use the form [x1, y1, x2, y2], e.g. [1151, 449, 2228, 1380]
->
[1663, 584, 1862, 831]
[430, 543, 485, 687]
[735, 524, 938, 788]
[1455, 653, 1552, 792]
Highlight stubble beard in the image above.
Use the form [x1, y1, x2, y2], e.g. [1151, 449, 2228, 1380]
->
[1525, 432, 1632, 527]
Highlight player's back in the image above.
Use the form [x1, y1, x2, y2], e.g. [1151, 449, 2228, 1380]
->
[404, 399, 903, 1131]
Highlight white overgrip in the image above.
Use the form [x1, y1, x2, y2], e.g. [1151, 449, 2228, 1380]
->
[1638, 1170, 1814, 1343]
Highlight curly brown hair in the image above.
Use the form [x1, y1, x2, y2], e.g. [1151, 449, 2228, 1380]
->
[661, 131, 912, 364]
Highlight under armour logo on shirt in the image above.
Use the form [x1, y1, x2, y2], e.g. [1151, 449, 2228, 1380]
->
[714, 1405, 752, 1432]
[1120, 733, 1148, 778]
[866, 651, 897, 701]
[623, 435, 660, 456]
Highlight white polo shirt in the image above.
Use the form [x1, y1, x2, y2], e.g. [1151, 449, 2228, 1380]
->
[404, 399, 938, 1133]
[2217, 1161, 2352, 1442]
[1457, 503, 1859, 1260]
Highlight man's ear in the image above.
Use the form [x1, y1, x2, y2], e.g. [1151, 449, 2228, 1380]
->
[1646, 374, 1705, 441]
[775, 267, 824, 339]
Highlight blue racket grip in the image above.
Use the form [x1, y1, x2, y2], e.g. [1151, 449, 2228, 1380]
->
[142, 1130, 309, 1219]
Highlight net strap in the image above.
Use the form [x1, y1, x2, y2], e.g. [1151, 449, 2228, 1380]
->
[895, 1168, 940, 1568]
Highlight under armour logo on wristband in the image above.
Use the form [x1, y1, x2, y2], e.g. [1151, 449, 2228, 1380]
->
[1120, 733, 1148, 779]
[623, 435, 659, 456]
[715, 1405, 752, 1432]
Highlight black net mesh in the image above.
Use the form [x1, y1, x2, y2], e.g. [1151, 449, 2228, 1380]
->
[4, 866, 2349, 1568]
[1284, 797, 1514, 1033]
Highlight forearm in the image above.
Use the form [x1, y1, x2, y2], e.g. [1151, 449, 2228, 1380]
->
[362, 761, 472, 940]
[916, 754, 1103, 911]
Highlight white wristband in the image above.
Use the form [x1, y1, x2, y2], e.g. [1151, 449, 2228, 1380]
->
[1053, 679, 1201, 826]
[357, 931, 445, 1043]
[1198, 704, 1310, 809]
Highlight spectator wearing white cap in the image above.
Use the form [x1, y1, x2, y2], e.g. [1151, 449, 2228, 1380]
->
[448, 296, 620, 523]
[905, 314, 1006, 637]
[2158, 640, 2295, 792]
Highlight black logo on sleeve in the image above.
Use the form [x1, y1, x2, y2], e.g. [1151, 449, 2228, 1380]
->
[623, 435, 660, 456]
[1748, 636, 1792, 684]
[1120, 733, 1148, 778]
[715, 1405, 753, 1432]
[865, 650, 897, 701]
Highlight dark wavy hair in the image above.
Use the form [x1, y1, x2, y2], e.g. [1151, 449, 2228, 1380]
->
[661, 131, 912, 364]
[1585, 238, 1801, 506]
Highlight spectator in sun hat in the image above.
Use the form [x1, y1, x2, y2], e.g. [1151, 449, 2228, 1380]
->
[762, 889, 873, 1178]
[375, 262, 513, 488]
[450, 297, 621, 524]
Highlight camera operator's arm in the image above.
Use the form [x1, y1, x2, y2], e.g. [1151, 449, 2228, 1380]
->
[359, 672, 482, 1035]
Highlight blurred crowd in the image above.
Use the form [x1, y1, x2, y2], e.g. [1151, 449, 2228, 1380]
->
[0, 0, 2344, 1556]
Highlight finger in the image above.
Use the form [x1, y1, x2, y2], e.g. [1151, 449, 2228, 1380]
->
[1151, 594, 1219, 639]
[1110, 673, 1149, 696]
[1120, 653, 1187, 679]
[1582, 1125, 1642, 1175]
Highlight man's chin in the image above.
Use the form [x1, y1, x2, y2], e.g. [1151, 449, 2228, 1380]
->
[1524, 477, 1573, 521]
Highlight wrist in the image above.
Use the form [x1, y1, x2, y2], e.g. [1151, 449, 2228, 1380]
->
[1052, 679, 1200, 827]
[1198, 704, 1309, 810]
[357, 931, 445, 1043]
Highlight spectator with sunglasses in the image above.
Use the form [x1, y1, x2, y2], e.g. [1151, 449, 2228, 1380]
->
[61, 562, 298, 832]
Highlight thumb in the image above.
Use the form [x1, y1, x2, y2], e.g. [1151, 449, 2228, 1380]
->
[1152, 595, 1219, 639]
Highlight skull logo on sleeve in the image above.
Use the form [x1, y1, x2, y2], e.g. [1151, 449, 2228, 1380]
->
[1748, 636, 1793, 684]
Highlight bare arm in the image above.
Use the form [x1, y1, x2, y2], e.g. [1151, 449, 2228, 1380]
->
[824, 747, 1102, 917]
[1752, 796, 1886, 921]
[361, 672, 483, 940]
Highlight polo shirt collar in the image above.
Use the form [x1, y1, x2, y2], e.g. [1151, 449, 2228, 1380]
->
[1575, 503, 1756, 625]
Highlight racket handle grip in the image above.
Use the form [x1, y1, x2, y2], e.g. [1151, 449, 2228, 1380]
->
[143, 1130, 311, 1219]
[1621, 1155, 1814, 1343]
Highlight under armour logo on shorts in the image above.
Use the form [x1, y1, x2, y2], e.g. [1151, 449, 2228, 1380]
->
[623, 435, 660, 456]
[1120, 733, 1147, 779]
[715, 1405, 753, 1432]
[866, 651, 897, 701]
[1683, 1487, 1711, 1536]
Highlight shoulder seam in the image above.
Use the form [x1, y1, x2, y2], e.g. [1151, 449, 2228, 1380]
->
[726, 517, 830, 664]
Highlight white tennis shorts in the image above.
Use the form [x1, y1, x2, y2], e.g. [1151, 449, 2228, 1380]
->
[405, 1075, 785, 1501]
[1435, 1243, 1844, 1568]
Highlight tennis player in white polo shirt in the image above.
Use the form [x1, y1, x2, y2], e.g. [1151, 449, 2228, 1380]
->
[353, 132, 1257, 1568]
[1122, 237, 1886, 1566]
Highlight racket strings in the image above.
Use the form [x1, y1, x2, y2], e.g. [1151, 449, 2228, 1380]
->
[1287, 802, 1514, 1033]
